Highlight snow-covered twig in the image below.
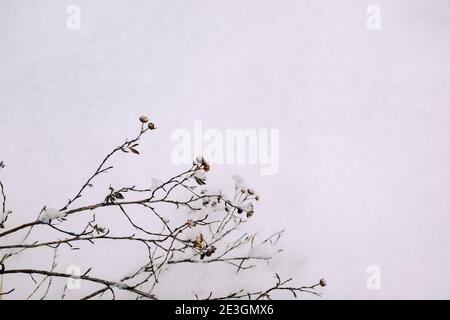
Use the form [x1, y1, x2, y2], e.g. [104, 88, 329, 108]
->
[0, 117, 325, 300]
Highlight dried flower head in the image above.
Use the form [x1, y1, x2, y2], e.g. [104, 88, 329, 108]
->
[194, 156, 210, 171]
[187, 219, 195, 228]
[148, 122, 156, 130]
[139, 115, 149, 123]
[193, 233, 204, 249]
[319, 278, 327, 287]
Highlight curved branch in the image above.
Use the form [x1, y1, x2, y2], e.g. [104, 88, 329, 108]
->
[1, 268, 157, 300]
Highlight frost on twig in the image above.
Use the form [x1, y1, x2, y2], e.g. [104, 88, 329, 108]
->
[38, 208, 68, 224]
[0, 116, 325, 300]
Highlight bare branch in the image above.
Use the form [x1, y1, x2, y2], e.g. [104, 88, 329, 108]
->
[0, 117, 324, 300]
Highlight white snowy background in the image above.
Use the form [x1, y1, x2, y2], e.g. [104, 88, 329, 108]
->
[0, 0, 450, 299]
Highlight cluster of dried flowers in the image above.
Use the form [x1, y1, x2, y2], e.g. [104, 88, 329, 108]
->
[0, 116, 325, 300]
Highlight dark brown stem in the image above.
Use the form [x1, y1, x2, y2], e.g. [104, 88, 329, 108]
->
[1, 269, 157, 300]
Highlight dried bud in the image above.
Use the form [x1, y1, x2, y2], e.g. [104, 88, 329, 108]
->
[237, 207, 243, 214]
[205, 250, 212, 257]
[203, 162, 210, 172]
[255, 195, 260, 201]
[319, 278, 327, 287]
[148, 122, 156, 130]
[246, 211, 254, 218]
[139, 115, 149, 123]
[187, 219, 195, 228]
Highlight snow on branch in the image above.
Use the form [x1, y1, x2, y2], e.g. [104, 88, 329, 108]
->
[0, 116, 325, 300]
